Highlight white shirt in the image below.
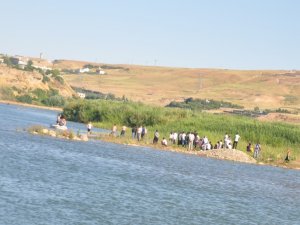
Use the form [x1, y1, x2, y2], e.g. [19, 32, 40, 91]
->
[234, 134, 240, 142]
[137, 127, 142, 134]
[173, 132, 178, 140]
[189, 133, 195, 142]
[162, 139, 168, 146]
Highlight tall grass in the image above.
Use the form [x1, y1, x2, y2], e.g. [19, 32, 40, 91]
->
[63, 99, 300, 162]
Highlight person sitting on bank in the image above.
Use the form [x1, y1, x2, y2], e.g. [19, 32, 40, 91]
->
[246, 142, 253, 152]
[59, 115, 66, 126]
[161, 137, 168, 146]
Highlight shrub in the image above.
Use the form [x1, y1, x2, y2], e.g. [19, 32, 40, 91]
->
[0, 86, 15, 100]
[54, 75, 64, 84]
[42, 75, 50, 83]
[42, 95, 65, 107]
[16, 94, 33, 104]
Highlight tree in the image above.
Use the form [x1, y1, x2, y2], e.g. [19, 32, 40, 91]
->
[25, 60, 34, 71]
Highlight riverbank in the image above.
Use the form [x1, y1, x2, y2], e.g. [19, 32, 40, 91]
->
[0, 100, 62, 111]
[89, 133, 300, 170]
[26, 124, 300, 170]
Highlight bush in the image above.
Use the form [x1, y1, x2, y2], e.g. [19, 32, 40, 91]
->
[166, 98, 244, 111]
[0, 86, 15, 100]
[54, 75, 64, 84]
[16, 94, 33, 104]
[42, 75, 50, 83]
[42, 95, 65, 107]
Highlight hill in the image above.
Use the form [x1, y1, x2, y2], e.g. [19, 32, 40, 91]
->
[55, 60, 300, 111]
[0, 63, 75, 104]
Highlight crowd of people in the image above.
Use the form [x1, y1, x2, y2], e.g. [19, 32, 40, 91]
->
[154, 130, 263, 158]
[102, 124, 266, 158]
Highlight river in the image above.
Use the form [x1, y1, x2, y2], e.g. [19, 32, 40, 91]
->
[0, 103, 299, 225]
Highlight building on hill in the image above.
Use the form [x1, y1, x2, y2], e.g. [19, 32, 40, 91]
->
[77, 92, 86, 99]
[78, 68, 90, 73]
[10, 56, 28, 69]
[96, 68, 106, 75]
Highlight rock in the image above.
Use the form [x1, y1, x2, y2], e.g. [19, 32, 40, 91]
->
[201, 149, 256, 164]
[41, 129, 48, 134]
[80, 134, 89, 142]
[48, 130, 56, 137]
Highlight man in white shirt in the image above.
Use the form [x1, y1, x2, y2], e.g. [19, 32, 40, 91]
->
[188, 132, 195, 150]
[233, 133, 240, 149]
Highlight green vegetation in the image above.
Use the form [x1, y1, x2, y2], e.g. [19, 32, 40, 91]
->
[63, 99, 300, 162]
[166, 98, 243, 111]
[0, 86, 66, 107]
[24, 60, 34, 71]
[72, 87, 128, 101]
[16, 94, 33, 104]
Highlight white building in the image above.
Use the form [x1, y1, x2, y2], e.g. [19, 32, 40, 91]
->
[10, 56, 28, 69]
[97, 67, 106, 75]
[79, 68, 90, 73]
[77, 92, 86, 99]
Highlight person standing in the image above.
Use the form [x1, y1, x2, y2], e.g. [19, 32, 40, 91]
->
[120, 125, 126, 136]
[141, 126, 147, 139]
[188, 132, 195, 150]
[285, 149, 291, 162]
[131, 126, 137, 139]
[233, 133, 240, 149]
[253, 143, 261, 158]
[153, 130, 159, 144]
[87, 122, 93, 134]
[112, 124, 117, 137]
[137, 126, 142, 141]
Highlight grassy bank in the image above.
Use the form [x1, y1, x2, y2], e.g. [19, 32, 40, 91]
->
[63, 99, 300, 163]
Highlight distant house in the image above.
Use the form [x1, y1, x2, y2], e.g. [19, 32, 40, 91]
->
[10, 56, 28, 69]
[0, 58, 3, 64]
[96, 67, 106, 75]
[98, 70, 106, 75]
[78, 68, 90, 73]
[77, 92, 86, 99]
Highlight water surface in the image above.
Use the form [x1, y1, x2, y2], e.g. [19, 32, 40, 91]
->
[0, 103, 299, 225]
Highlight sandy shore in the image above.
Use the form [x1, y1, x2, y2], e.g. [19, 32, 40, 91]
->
[0, 100, 62, 111]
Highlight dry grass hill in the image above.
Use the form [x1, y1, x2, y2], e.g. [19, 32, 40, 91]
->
[0, 63, 74, 99]
[1, 55, 299, 124]
[54, 60, 300, 111]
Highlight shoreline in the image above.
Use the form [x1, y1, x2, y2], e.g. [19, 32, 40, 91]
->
[0, 100, 63, 111]
[92, 134, 300, 171]
[26, 125, 300, 170]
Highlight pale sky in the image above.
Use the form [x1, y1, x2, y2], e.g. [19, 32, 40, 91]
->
[1, 0, 299, 69]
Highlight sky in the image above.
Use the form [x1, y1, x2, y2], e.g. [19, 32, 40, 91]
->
[0, 0, 299, 69]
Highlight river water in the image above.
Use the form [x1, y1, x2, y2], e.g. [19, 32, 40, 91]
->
[0, 103, 299, 225]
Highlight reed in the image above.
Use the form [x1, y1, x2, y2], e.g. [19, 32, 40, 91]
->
[63, 99, 300, 162]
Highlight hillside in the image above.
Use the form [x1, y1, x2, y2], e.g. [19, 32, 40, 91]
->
[55, 60, 300, 111]
[0, 64, 75, 100]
